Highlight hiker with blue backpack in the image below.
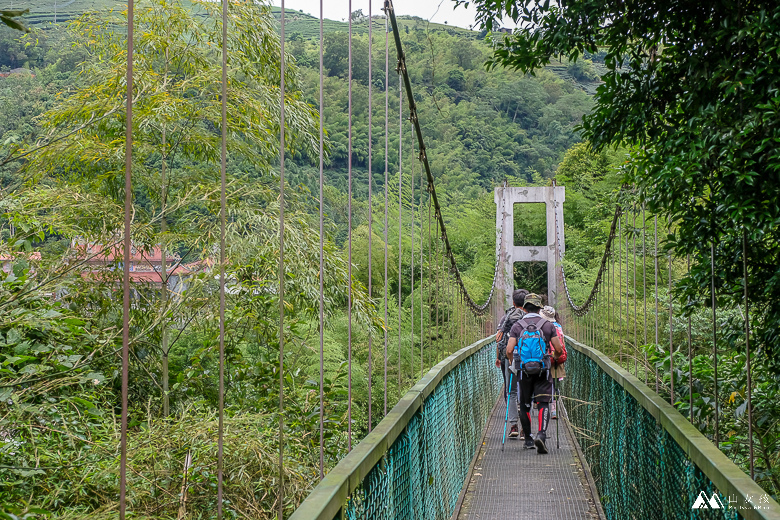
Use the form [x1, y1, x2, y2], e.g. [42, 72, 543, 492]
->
[505, 293, 564, 454]
[494, 289, 528, 439]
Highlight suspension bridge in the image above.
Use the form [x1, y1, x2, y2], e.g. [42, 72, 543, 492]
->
[85, 0, 780, 518]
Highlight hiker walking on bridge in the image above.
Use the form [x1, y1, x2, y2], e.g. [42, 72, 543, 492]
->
[495, 289, 528, 439]
[540, 305, 567, 419]
[506, 294, 563, 454]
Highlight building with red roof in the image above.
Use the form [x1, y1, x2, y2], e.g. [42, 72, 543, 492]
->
[71, 240, 204, 296]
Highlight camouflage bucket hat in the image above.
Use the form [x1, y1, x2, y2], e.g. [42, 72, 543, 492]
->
[524, 293, 542, 308]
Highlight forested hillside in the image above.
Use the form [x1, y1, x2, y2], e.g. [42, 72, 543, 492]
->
[274, 9, 599, 303]
[0, 5, 603, 312]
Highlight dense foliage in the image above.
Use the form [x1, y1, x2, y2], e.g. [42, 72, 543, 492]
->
[1, 1, 586, 515]
[277, 13, 596, 308]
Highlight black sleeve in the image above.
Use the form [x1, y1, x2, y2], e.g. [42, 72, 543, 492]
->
[502, 310, 518, 334]
[509, 321, 522, 339]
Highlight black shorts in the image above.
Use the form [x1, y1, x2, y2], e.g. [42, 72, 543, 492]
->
[518, 370, 554, 406]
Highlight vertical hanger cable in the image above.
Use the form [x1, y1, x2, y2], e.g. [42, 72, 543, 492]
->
[346, 0, 353, 451]
[217, 0, 229, 514]
[119, 0, 135, 516]
[366, 0, 373, 433]
[383, 7, 389, 417]
[317, 0, 325, 479]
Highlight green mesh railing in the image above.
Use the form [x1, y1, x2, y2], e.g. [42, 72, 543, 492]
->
[562, 337, 780, 520]
[290, 337, 501, 520]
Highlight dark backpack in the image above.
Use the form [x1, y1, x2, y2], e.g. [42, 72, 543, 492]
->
[513, 316, 549, 375]
[497, 307, 524, 351]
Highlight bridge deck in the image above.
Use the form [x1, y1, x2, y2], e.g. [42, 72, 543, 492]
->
[456, 398, 604, 520]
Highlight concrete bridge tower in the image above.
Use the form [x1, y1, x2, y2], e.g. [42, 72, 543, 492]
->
[495, 185, 566, 309]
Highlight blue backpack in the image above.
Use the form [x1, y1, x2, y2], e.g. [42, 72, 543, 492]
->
[513, 315, 549, 376]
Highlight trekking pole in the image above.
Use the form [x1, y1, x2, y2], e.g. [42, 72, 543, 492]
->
[501, 372, 513, 451]
[554, 377, 560, 449]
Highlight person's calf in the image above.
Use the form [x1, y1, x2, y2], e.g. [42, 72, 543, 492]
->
[537, 402, 550, 435]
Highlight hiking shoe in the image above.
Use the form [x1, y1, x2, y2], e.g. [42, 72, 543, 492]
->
[508, 425, 519, 438]
[535, 433, 548, 454]
[523, 437, 535, 450]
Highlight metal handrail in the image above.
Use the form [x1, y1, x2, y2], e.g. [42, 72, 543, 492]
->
[565, 336, 780, 520]
[290, 336, 496, 520]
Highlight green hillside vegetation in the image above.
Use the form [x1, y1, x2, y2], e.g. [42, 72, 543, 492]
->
[3, 0, 125, 25]
[272, 15, 597, 308]
[2, 2, 600, 299]
[269, 7, 478, 39]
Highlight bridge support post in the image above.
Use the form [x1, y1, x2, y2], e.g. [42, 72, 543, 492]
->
[495, 186, 565, 309]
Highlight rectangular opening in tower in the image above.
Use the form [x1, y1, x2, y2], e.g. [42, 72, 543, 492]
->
[513, 203, 546, 247]
[514, 262, 548, 302]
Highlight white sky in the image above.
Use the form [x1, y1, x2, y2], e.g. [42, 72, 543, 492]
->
[270, 0, 486, 30]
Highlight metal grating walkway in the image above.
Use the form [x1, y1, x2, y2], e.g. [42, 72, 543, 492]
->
[456, 398, 604, 520]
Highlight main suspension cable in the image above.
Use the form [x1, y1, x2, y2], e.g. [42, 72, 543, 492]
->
[385, 0, 498, 316]
[552, 179, 620, 316]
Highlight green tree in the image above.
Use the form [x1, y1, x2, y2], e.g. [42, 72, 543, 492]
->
[566, 58, 597, 82]
[323, 32, 369, 84]
[450, 39, 481, 70]
[31, 0, 318, 187]
[351, 223, 399, 298]
[446, 69, 466, 91]
[464, 0, 780, 368]
[22, 0, 321, 413]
